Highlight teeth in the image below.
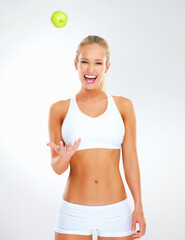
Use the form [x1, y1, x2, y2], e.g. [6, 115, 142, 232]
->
[84, 75, 97, 79]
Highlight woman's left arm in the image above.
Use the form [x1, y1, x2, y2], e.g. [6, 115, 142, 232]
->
[120, 97, 146, 239]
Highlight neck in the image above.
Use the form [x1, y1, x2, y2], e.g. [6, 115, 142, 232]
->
[78, 88, 105, 101]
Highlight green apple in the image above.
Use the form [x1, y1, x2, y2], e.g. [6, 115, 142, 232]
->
[51, 11, 68, 28]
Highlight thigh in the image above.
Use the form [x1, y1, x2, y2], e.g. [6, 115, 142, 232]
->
[55, 232, 93, 240]
[98, 235, 134, 240]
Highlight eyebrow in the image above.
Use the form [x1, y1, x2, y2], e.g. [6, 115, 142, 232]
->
[81, 58, 103, 61]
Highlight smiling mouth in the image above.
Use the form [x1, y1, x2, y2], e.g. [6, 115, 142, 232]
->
[84, 75, 97, 83]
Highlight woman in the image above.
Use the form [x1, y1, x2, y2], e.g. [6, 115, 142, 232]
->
[47, 35, 146, 240]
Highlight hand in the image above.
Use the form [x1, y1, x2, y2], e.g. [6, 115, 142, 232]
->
[47, 138, 81, 161]
[131, 207, 146, 239]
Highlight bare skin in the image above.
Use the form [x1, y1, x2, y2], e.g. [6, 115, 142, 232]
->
[62, 95, 128, 206]
[47, 43, 146, 240]
[50, 95, 134, 240]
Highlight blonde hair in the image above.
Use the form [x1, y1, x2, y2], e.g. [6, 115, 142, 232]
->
[75, 35, 110, 92]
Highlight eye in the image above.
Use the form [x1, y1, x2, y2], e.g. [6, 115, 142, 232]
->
[96, 62, 102, 65]
[81, 61, 87, 63]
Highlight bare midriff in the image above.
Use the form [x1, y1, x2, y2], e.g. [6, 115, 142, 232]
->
[63, 148, 127, 206]
[62, 94, 127, 206]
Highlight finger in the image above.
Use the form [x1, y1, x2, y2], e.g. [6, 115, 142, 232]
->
[72, 141, 78, 152]
[137, 220, 146, 235]
[47, 142, 53, 146]
[47, 142, 56, 148]
[59, 141, 64, 150]
[73, 139, 79, 147]
[131, 225, 135, 233]
[66, 142, 72, 150]
[72, 140, 77, 150]
[76, 138, 81, 145]
[140, 222, 146, 235]
[47, 142, 58, 147]
[47, 142, 59, 153]
[131, 220, 136, 233]
[133, 230, 143, 238]
[75, 138, 81, 148]
[72, 138, 81, 151]
[133, 227, 146, 238]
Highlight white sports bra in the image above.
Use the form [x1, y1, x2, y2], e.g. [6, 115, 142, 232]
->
[61, 91, 125, 151]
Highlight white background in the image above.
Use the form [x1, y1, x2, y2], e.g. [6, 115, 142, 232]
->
[0, 0, 185, 240]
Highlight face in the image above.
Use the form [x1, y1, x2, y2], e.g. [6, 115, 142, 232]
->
[74, 43, 110, 89]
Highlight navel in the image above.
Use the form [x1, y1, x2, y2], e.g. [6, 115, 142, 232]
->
[94, 180, 98, 183]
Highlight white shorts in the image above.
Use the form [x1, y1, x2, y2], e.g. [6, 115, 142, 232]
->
[55, 198, 134, 237]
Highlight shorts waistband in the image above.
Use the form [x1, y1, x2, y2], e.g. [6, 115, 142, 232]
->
[61, 198, 129, 210]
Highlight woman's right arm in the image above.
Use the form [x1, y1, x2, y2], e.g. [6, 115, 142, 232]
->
[48, 101, 70, 175]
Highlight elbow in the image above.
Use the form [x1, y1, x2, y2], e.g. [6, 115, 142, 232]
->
[50, 161, 69, 175]
[54, 169, 63, 175]
[50, 163, 62, 175]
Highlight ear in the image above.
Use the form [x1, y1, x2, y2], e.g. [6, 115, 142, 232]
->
[104, 62, 110, 74]
[74, 59, 78, 70]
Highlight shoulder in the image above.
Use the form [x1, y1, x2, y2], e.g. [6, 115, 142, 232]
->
[49, 98, 68, 110]
[112, 95, 134, 119]
[49, 98, 71, 121]
[114, 95, 133, 105]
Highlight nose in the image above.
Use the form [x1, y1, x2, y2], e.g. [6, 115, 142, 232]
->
[87, 62, 95, 73]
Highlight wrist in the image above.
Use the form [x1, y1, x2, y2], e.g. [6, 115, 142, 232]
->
[134, 201, 143, 210]
[57, 154, 70, 164]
